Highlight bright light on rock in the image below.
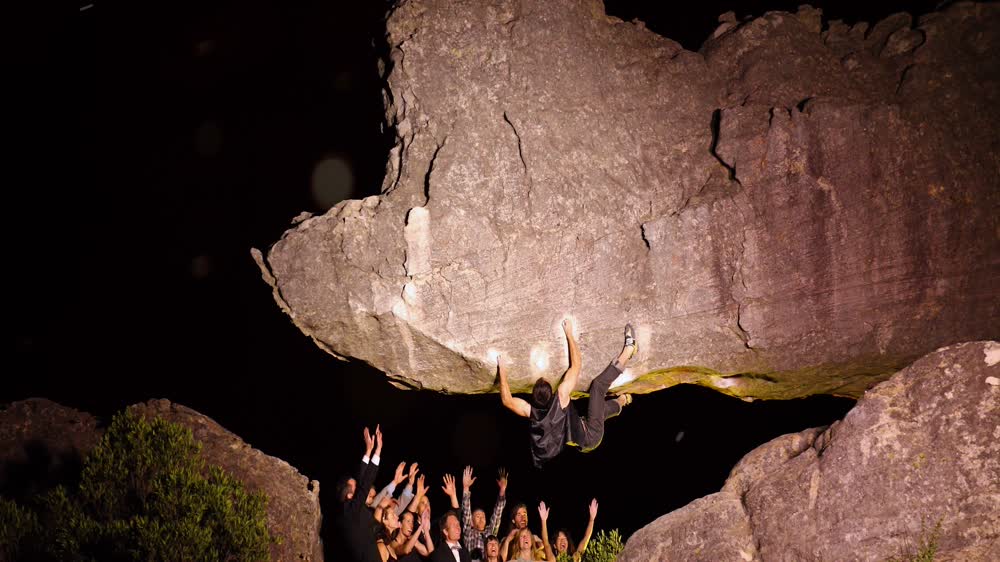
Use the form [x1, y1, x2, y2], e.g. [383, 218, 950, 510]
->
[713, 377, 738, 388]
[530, 346, 549, 372]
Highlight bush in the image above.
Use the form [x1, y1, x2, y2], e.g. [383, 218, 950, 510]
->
[7, 410, 275, 562]
[580, 529, 624, 562]
[1, 496, 40, 560]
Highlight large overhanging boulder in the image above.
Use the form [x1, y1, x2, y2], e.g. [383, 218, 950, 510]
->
[253, 1, 999, 399]
[618, 340, 1000, 560]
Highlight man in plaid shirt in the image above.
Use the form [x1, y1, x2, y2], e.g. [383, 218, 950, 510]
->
[460, 466, 508, 561]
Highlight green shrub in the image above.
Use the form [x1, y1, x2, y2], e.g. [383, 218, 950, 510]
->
[10, 410, 275, 562]
[580, 529, 624, 562]
[1, 495, 40, 560]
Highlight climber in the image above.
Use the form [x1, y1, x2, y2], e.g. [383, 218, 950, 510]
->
[497, 317, 637, 468]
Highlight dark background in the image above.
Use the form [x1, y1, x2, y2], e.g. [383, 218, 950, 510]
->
[12, 0, 938, 554]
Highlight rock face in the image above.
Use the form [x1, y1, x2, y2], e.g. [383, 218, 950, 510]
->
[0, 398, 101, 500]
[255, 0, 999, 399]
[619, 341, 1000, 561]
[0, 399, 323, 562]
[129, 400, 324, 562]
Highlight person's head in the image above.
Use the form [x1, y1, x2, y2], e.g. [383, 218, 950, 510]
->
[365, 486, 377, 506]
[472, 508, 487, 531]
[484, 535, 501, 560]
[336, 476, 357, 502]
[511, 503, 529, 530]
[555, 529, 574, 554]
[440, 510, 462, 543]
[532, 378, 553, 408]
[516, 528, 533, 554]
[399, 510, 416, 538]
[417, 495, 431, 515]
[381, 505, 400, 532]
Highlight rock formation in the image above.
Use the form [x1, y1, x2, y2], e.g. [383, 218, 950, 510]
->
[254, 0, 999, 400]
[0, 398, 101, 500]
[618, 340, 1000, 561]
[129, 400, 324, 562]
[0, 399, 323, 562]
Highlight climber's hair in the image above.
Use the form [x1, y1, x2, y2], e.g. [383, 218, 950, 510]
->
[532, 378, 553, 408]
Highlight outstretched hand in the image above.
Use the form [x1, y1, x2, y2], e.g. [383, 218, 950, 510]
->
[416, 474, 427, 496]
[462, 466, 477, 490]
[374, 424, 383, 455]
[363, 427, 374, 452]
[589, 498, 598, 520]
[394, 462, 407, 485]
[538, 500, 550, 522]
[408, 462, 420, 485]
[497, 468, 508, 495]
[441, 473, 457, 498]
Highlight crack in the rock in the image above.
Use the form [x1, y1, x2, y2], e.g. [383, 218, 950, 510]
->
[671, 170, 713, 217]
[710, 108, 740, 184]
[423, 137, 447, 206]
[503, 111, 528, 174]
[813, 422, 836, 458]
[503, 110, 534, 219]
[732, 200, 754, 350]
[895, 63, 916, 95]
[386, 135, 407, 195]
[640, 223, 651, 251]
[735, 303, 753, 349]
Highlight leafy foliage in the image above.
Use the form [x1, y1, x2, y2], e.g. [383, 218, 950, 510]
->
[1, 496, 40, 561]
[5, 410, 275, 561]
[580, 529, 624, 562]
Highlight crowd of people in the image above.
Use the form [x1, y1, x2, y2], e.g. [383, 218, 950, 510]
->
[334, 425, 601, 562]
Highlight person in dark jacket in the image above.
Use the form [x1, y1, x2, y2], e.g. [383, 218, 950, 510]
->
[430, 510, 472, 562]
[334, 424, 384, 562]
[498, 318, 637, 468]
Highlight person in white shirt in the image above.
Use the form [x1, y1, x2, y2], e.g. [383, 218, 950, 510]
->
[431, 510, 471, 562]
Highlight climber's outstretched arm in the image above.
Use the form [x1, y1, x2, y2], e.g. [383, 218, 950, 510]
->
[498, 357, 531, 418]
[556, 318, 581, 408]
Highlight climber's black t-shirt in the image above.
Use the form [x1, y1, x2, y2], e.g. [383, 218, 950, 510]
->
[528, 395, 581, 468]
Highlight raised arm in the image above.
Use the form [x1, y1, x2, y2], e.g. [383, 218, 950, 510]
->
[442, 473, 460, 510]
[556, 318, 581, 408]
[538, 501, 557, 562]
[576, 499, 598, 557]
[488, 468, 508, 536]
[407, 474, 427, 514]
[498, 356, 531, 418]
[396, 462, 418, 513]
[500, 528, 517, 561]
[398, 509, 434, 556]
[415, 509, 435, 556]
[351, 425, 381, 513]
[461, 466, 476, 546]
[372, 461, 407, 509]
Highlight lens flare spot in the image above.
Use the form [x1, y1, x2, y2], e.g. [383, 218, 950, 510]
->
[311, 156, 355, 209]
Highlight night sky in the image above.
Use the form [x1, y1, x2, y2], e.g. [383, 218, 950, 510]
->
[13, 0, 938, 554]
